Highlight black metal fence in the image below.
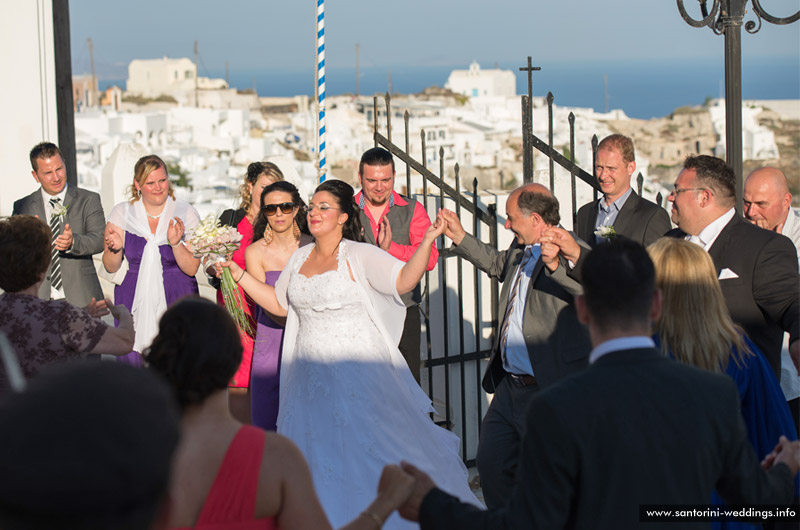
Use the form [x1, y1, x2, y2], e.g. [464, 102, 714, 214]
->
[370, 73, 666, 465]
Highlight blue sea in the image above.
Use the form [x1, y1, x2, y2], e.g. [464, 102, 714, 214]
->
[101, 56, 799, 120]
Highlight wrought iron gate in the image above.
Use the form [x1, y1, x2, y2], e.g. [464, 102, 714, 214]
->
[369, 59, 665, 465]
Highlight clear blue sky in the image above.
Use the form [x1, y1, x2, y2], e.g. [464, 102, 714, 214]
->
[70, 0, 800, 78]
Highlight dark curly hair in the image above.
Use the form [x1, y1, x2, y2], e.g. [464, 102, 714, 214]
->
[252, 180, 309, 243]
[314, 179, 365, 242]
[146, 297, 242, 410]
[0, 215, 52, 292]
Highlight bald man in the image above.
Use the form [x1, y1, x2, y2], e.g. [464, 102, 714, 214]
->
[439, 183, 591, 508]
[745, 166, 800, 431]
[745, 167, 800, 256]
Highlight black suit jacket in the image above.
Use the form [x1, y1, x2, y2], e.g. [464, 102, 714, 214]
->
[419, 348, 795, 530]
[12, 186, 105, 307]
[451, 234, 591, 392]
[576, 191, 671, 248]
[666, 215, 800, 376]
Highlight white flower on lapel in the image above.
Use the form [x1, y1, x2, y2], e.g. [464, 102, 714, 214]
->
[594, 225, 616, 239]
[52, 202, 69, 219]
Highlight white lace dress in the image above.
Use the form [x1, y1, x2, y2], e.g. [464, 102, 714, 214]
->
[274, 240, 481, 529]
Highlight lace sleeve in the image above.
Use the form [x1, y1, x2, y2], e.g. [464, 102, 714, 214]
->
[58, 303, 107, 354]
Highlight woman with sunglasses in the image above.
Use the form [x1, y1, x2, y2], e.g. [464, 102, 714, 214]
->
[245, 181, 311, 430]
[215, 162, 284, 423]
[219, 179, 480, 529]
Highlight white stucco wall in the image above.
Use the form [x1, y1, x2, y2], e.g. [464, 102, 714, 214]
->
[0, 0, 58, 216]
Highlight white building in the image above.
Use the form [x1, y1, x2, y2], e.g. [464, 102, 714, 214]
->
[126, 57, 228, 98]
[445, 62, 516, 99]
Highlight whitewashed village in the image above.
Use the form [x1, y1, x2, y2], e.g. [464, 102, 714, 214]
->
[66, 57, 797, 233]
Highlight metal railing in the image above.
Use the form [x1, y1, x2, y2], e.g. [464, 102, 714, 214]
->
[370, 67, 667, 465]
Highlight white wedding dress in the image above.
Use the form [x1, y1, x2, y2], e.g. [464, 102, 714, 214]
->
[275, 240, 482, 529]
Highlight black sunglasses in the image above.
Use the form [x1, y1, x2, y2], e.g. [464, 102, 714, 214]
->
[263, 202, 296, 216]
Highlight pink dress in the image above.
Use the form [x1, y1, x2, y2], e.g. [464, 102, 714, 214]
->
[172, 426, 277, 530]
[217, 214, 257, 388]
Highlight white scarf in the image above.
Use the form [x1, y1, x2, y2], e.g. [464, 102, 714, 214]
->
[107, 198, 198, 353]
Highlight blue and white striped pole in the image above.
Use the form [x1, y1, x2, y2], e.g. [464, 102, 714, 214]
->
[316, 0, 327, 182]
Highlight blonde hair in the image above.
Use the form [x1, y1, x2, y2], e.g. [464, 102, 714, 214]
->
[647, 238, 751, 373]
[239, 161, 284, 211]
[129, 154, 175, 203]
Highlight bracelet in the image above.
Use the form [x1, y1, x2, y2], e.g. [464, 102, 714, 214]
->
[236, 269, 245, 283]
[361, 510, 383, 528]
[169, 240, 182, 248]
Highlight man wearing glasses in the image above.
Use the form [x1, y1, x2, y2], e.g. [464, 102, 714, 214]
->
[666, 155, 800, 378]
[355, 147, 438, 384]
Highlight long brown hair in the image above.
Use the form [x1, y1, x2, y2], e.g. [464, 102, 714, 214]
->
[648, 238, 751, 372]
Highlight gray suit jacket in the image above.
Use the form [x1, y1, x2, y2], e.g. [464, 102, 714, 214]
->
[576, 191, 671, 248]
[13, 186, 105, 307]
[419, 348, 795, 530]
[451, 234, 591, 392]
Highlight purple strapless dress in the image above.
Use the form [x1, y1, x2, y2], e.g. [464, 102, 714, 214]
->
[115, 232, 199, 366]
[250, 271, 284, 430]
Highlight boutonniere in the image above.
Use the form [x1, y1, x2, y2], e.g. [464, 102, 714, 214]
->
[52, 202, 69, 218]
[594, 225, 616, 239]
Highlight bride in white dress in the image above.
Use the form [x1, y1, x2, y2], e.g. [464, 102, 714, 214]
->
[224, 179, 481, 528]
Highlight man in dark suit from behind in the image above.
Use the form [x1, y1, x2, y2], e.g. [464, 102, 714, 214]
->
[12, 142, 105, 308]
[665, 155, 799, 378]
[575, 134, 671, 247]
[391, 238, 800, 530]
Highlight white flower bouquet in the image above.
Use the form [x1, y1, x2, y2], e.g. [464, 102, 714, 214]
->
[186, 214, 252, 334]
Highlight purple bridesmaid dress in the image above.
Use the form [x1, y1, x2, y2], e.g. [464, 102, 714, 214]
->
[249, 271, 284, 430]
[115, 232, 199, 366]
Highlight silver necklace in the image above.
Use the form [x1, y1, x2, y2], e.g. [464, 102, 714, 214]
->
[146, 212, 161, 219]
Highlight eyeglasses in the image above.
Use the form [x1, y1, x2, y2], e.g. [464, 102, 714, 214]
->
[670, 187, 707, 196]
[263, 202, 296, 216]
[307, 204, 340, 213]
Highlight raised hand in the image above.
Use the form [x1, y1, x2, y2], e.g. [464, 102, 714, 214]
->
[425, 215, 447, 241]
[438, 208, 466, 245]
[83, 297, 110, 318]
[104, 224, 123, 252]
[167, 217, 185, 246]
[54, 223, 73, 251]
[542, 226, 582, 264]
[378, 216, 393, 251]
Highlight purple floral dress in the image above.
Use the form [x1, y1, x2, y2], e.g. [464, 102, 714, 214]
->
[0, 293, 106, 395]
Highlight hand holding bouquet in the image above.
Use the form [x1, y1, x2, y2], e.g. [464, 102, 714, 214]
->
[186, 214, 253, 334]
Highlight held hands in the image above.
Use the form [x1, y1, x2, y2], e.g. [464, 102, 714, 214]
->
[542, 227, 582, 264]
[437, 208, 466, 245]
[396, 461, 437, 522]
[54, 223, 73, 251]
[167, 217, 185, 247]
[424, 214, 448, 242]
[376, 465, 416, 512]
[761, 435, 800, 475]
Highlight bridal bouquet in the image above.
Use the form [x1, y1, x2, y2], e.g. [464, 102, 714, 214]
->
[186, 214, 252, 334]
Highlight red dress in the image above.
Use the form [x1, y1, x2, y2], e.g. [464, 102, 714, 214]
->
[173, 426, 277, 530]
[218, 215, 257, 388]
